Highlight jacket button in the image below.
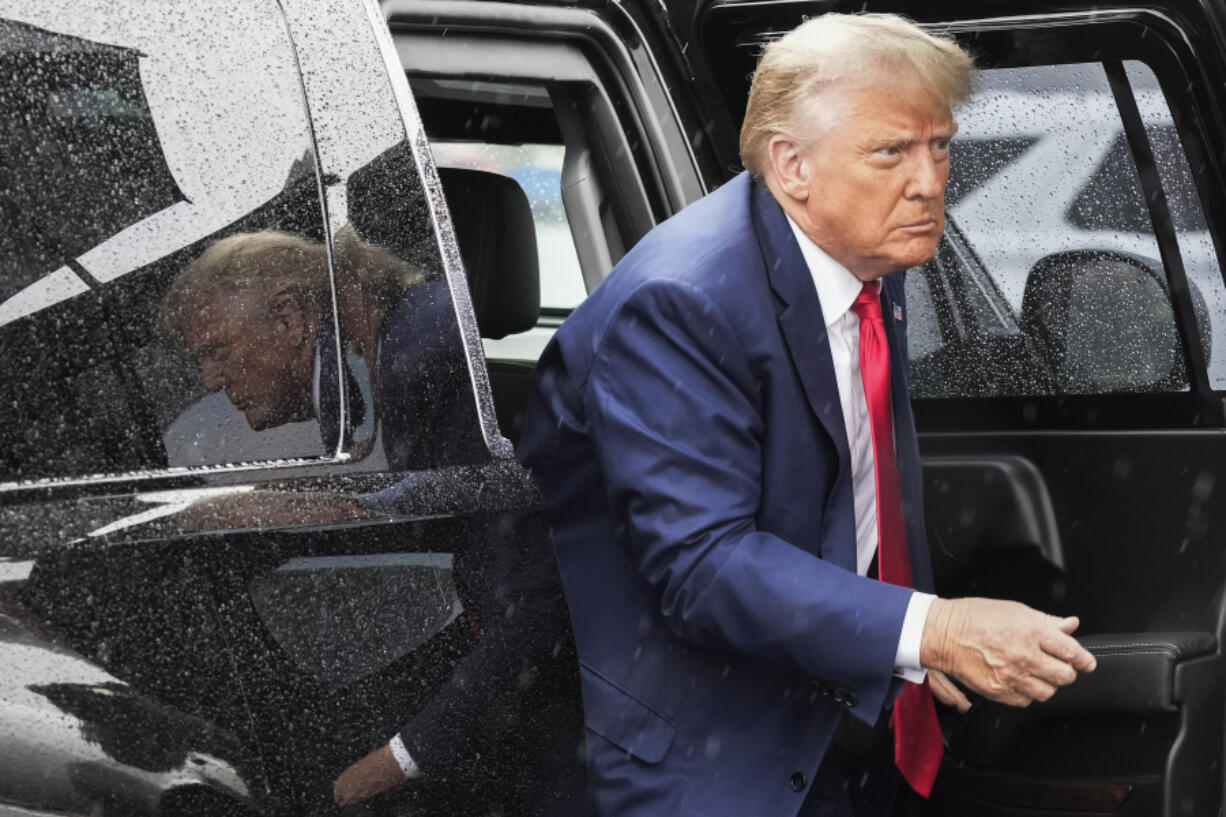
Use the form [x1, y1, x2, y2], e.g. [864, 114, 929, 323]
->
[789, 771, 807, 792]
[844, 691, 858, 708]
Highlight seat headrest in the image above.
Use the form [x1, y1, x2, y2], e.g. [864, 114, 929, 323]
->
[437, 167, 541, 339]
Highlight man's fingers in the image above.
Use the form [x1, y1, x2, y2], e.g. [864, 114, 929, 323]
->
[1055, 615, 1080, 635]
[1026, 649, 1078, 687]
[1019, 674, 1059, 703]
[334, 770, 359, 806]
[333, 745, 405, 807]
[1040, 630, 1097, 673]
[929, 670, 973, 713]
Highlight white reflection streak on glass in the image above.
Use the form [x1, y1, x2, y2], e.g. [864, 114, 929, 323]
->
[0, 268, 89, 328]
[87, 485, 255, 537]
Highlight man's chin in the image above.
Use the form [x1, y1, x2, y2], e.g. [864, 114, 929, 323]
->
[889, 241, 942, 272]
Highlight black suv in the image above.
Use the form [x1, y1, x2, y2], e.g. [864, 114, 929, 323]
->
[4, 0, 1226, 816]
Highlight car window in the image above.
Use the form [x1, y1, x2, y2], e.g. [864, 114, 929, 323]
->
[414, 76, 594, 365]
[430, 140, 586, 311]
[0, 0, 335, 482]
[911, 59, 1218, 397]
[1067, 127, 1206, 234]
[1124, 60, 1226, 389]
[945, 137, 1036, 208]
[261, 1, 493, 472]
[904, 268, 944, 361]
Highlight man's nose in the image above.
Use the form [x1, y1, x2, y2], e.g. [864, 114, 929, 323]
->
[906, 153, 945, 200]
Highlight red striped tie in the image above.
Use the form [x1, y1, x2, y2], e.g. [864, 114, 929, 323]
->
[850, 283, 943, 797]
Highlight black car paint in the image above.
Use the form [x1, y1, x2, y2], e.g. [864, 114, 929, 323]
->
[5, 0, 1226, 816]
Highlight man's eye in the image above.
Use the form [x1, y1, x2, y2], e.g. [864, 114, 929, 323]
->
[933, 138, 951, 152]
[875, 146, 901, 157]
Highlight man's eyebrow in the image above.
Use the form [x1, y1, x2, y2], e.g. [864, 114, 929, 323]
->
[865, 132, 914, 147]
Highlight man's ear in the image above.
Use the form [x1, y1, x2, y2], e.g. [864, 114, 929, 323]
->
[267, 290, 311, 347]
[766, 135, 811, 203]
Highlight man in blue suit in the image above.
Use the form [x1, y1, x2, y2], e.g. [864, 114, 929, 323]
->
[518, 13, 1096, 817]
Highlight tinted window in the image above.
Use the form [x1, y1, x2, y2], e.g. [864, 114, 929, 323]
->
[0, 1, 332, 481]
[917, 61, 1196, 397]
[1124, 61, 1226, 389]
[1067, 127, 1207, 233]
[285, 3, 489, 471]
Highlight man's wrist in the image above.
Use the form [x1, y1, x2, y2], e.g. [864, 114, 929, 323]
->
[919, 597, 955, 671]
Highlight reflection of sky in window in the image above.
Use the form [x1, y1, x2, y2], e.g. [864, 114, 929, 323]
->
[278, 0, 408, 182]
[0, 0, 311, 295]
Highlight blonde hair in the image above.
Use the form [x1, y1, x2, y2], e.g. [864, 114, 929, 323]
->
[739, 13, 975, 177]
[160, 228, 423, 343]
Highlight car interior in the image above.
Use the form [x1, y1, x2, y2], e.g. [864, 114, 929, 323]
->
[411, 66, 663, 444]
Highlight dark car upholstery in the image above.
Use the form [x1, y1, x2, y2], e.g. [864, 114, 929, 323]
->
[438, 167, 540, 445]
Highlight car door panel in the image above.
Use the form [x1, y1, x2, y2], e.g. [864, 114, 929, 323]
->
[923, 455, 1065, 611]
[937, 633, 1223, 816]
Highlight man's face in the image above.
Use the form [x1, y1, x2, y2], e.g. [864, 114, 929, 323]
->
[792, 84, 957, 280]
[179, 291, 316, 431]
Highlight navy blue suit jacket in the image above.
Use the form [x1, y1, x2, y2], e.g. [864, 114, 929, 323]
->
[518, 172, 933, 817]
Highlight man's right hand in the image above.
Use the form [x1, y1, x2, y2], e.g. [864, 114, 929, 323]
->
[920, 597, 1097, 707]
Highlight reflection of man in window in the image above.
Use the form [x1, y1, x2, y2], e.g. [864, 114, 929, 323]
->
[159, 228, 481, 470]
[163, 231, 331, 433]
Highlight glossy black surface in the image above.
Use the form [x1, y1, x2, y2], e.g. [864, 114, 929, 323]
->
[0, 1, 583, 815]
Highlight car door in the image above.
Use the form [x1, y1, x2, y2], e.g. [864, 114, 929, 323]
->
[661, 1, 1226, 815]
[0, 2, 581, 816]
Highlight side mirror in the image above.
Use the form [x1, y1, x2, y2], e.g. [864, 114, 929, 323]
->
[1020, 250, 1210, 393]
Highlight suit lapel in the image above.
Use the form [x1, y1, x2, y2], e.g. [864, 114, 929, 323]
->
[749, 179, 852, 485]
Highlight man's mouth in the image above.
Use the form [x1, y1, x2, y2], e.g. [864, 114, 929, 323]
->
[899, 219, 939, 233]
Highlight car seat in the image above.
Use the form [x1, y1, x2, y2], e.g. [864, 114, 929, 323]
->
[436, 167, 540, 446]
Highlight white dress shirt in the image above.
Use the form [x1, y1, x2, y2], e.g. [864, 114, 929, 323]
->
[785, 216, 933, 683]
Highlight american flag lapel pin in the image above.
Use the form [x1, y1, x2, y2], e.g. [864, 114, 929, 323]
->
[893, 304, 904, 322]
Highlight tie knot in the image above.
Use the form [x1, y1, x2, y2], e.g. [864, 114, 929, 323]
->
[850, 283, 882, 322]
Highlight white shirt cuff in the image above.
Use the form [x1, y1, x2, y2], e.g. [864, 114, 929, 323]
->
[389, 734, 422, 779]
[894, 591, 936, 683]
